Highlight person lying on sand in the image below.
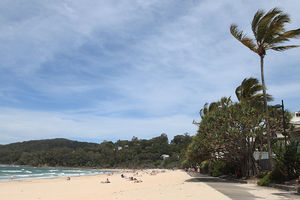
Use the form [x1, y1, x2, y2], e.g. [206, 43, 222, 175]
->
[66, 177, 71, 180]
[101, 178, 110, 183]
[129, 177, 137, 181]
[134, 179, 143, 183]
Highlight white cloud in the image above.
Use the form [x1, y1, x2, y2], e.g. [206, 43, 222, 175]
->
[0, 0, 300, 144]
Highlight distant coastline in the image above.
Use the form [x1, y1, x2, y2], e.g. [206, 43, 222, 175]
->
[0, 135, 191, 169]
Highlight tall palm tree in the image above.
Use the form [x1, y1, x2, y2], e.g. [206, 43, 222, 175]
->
[230, 8, 300, 167]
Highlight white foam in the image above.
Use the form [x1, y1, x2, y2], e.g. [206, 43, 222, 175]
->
[1, 170, 23, 173]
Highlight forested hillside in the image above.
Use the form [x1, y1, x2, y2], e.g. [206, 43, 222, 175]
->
[0, 134, 192, 168]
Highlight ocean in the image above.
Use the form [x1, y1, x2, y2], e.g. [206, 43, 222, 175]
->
[0, 165, 118, 182]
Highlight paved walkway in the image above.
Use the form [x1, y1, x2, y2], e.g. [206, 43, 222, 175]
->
[186, 173, 300, 200]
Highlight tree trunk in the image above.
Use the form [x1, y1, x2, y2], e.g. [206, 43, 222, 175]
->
[260, 55, 273, 169]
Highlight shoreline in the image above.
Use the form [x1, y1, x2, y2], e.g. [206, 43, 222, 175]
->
[0, 165, 129, 183]
[0, 165, 173, 183]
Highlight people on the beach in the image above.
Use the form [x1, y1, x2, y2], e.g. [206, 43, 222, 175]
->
[101, 178, 110, 183]
[67, 177, 71, 180]
[129, 177, 137, 181]
[134, 179, 143, 183]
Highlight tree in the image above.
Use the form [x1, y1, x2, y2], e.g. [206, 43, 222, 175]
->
[235, 77, 273, 107]
[186, 96, 267, 176]
[230, 8, 300, 167]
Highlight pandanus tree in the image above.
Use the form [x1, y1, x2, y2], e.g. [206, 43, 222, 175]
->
[230, 8, 300, 167]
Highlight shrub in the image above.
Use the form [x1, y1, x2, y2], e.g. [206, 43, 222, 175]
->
[273, 139, 300, 180]
[257, 167, 286, 186]
[257, 173, 271, 186]
[211, 161, 226, 177]
[200, 160, 210, 174]
[256, 172, 267, 178]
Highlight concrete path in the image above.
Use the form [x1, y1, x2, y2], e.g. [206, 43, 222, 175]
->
[186, 173, 300, 200]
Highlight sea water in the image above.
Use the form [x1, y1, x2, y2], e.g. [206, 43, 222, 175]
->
[0, 165, 117, 182]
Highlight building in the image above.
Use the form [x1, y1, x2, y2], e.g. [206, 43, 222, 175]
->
[290, 111, 300, 138]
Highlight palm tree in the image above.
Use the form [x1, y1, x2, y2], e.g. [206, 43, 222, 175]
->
[235, 77, 273, 106]
[235, 77, 273, 168]
[230, 8, 300, 168]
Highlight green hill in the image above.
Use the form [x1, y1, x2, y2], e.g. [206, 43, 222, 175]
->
[0, 134, 192, 168]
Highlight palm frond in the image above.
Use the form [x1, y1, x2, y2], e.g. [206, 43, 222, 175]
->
[263, 14, 290, 44]
[235, 85, 242, 102]
[281, 28, 300, 38]
[252, 93, 273, 103]
[230, 24, 257, 53]
[252, 9, 265, 38]
[270, 28, 300, 46]
[256, 8, 282, 43]
[235, 77, 272, 105]
[271, 45, 300, 51]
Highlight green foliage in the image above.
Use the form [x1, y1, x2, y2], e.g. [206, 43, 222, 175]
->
[273, 139, 300, 179]
[185, 77, 287, 177]
[200, 160, 210, 174]
[231, 8, 300, 57]
[257, 173, 272, 186]
[211, 161, 227, 177]
[0, 134, 192, 169]
[257, 168, 286, 186]
[256, 172, 268, 178]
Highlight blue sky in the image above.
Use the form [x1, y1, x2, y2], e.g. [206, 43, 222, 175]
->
[0, 0, 300, 144]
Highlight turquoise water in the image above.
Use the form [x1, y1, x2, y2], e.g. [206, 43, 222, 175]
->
[0, 165, 117, 181]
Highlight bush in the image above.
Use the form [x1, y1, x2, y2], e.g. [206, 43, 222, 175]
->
[257, 173, 271, 186]
[211, 161, 226, 177]
[256, 172, 267, 178]
[273, 139, 300, 180]
[200, 160, 210, 174]
[257, 167, 286, 186]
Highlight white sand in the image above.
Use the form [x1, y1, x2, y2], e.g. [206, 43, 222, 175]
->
[0, 170, 231, 200]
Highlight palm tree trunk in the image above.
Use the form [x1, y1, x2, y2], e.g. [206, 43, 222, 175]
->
[260, 55, 273, 169]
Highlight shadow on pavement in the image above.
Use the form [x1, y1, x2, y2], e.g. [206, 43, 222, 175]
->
[186, 177, 244, 184]
[185, 173, 246, 184]
[271, 192, 300, 198]
[185, 173, 257, 200]
[185, 173, 300, 200]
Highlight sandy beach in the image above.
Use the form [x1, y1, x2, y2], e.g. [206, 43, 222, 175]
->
[0, 169, 232, 200]
[2, 169, 297, 200]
